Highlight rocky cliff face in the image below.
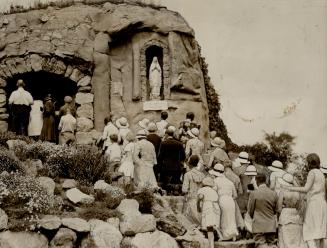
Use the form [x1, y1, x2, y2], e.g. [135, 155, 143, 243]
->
[0, 0, 230, 145]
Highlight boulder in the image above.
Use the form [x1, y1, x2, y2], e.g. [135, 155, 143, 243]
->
[75, 93, 94, 105]
[116, 199, 140, 216]
[37, 177, 55, 196]
[0, 231, 48, 248]
[6, 139, 27, 150]
[0, 120, 8, 132]
[175, 229, 209, 248]
[69, 69, 84, 82]
[0, 208, 8, 230]
[62, 217, 90, 232]
[87, 219, 123, 248]
[156, 214, 186, 238]
[66, 188, 94, 204]
[76, 132, 94, 145]
[131, 230, 179, 248]
[39, 215, 61, 230]
[106, 217, 120, 230]
[76, 117, 94, 132]
[119, 214, 156, 236]
[77, 76, 91, 87]
[76, 103, 93, 120]
[94, 180, 110, 191]
[50, 228, 77, 248]
[62, 179, 77, 189]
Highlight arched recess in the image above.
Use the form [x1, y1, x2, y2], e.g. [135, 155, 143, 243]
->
[140, 39, 170, 101]
[0, 54, 94, 137]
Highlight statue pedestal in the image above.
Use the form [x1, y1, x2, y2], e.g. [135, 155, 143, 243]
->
[143, 100, 168, 111]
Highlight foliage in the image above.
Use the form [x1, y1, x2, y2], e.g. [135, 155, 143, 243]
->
[95, 185, 125, 209]
[0, 131, 33, 147]
[0, 172, 51, 214]
[0, 146, 24, 173]
[127, 188, 155, 214]
[45, 145, 108, 185]
[78, 204, 121, 221]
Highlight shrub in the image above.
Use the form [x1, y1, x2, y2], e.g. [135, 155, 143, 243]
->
[0, 131, 33, 147]
[78, 205, 121, 221]
[95, 186, 125, 209]
[0, 173, 52, 214]
[127, 188, 155, 214]
[0, 147, 24, 174]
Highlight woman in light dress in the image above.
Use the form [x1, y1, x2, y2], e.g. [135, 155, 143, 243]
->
[116, 117, 131, 146]
[28, 100, 43, 138]
[118, 132, 135, 183]
[210, 163, 238, 241]
[197, 177, 221, 248]
[277, 173, 307, 248]
[133, 130, 158, 189]
[282, 153, 327, 248]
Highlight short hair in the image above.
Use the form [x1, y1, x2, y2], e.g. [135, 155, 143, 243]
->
[188, 155, 199, 168]
[104, 116, 111, 125]
[110, 134, 118, 143]
[256, 174, 266, 186]
[307, 153, 320, 169]
[161, 111, 168, 120]
[16, 79, 25, 87]
[186, 112, 195, 121]
[166, 128, 174, 136]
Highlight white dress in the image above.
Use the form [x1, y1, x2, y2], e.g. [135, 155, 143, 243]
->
[119, 142, 135, 178]
[28, 100, 43, 136]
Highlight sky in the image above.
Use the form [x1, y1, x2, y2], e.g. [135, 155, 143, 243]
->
[1, 0, 327, 161]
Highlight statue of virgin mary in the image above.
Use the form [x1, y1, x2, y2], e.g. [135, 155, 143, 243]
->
[149, 56, 162, 100]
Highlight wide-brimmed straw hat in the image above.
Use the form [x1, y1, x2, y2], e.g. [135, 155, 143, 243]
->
[138, 118, 150, 129]
[268, 160, 284, 172]
[280, 173, 294, 186]
[211, 137, 226, 149]
[237, 151, 250, 164]
[136, 130, 147, 139]
[187, 128, 199, 138]
[116, 117, 129, 128]
[320, 164, 327, 174]
[147, 122, 157, 132]
[209, 163, 224, 177]
[244, 165, 257, 176]
[202, 177, 214, 187]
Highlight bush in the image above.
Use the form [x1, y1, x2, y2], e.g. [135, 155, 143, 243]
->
[0, 131, 33, 147]
[0, 147, 24, 174]
[127, 188, 155, 214]
[95, 185, 125, 209]
[45, 145, 108, 185]
[0, 173, 52, 214]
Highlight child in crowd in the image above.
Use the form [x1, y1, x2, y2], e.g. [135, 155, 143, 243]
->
[118, 132, 135, 184]
[105, 134, 122, 172]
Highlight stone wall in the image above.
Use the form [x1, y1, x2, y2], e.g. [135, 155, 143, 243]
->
[0, 2, 212, 145]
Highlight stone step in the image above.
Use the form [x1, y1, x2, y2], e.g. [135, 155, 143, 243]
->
[215, 239, 255, 248]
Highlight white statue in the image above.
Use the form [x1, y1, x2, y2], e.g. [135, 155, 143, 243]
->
[149, 56, 162, 100]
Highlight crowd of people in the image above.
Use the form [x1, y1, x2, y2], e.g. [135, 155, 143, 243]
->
[7, 79, 327, 248]
[8, 79, 77, 145]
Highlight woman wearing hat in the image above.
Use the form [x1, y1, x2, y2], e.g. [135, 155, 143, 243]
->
[282, 153, 327, 248]
[40, 94, 56, 143]
[133, 130, 158, 189]
[210, 164, 238, 241]
[197, 177, 221, 248]
[118, 131, 135, 184]
[116, 117, 131, 146]
[208, 137, 229, 168]
[185, 128, 205, 167]
[268, 160, 286, 195]
[277, 173, 307, 248]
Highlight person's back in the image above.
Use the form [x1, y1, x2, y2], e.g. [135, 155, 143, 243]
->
[136, 139, 156, 163]
[225, 168, 243, 195]
[159, 136, 185, 170]
[307, 168, 326, 199]
[59, 113, 76, 133]
[147, 133, 161, 156]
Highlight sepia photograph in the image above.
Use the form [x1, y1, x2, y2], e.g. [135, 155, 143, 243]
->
[0, 0, 326, 247]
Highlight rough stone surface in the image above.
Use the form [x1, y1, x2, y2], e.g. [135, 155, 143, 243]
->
[50, 228, 77, 248]
[76, 117, 94, 132]
[0, 231, 48, 248]
[37, 176, 55, 196]
[6, 139, 27, 150]
[94, 180, 110, 191]
[65, 188, 94, 205]
[77, 75, 91, 87]
[116, 199, 141, 216]
[0, 208, 8, 230]
[87, 219, 123, 248]
[62, 217, 90, 232]
[131, 230, 179, 248]
[106, 218, 120, 230]
[0, 121, 8, 132]
[75, 131, 94, 145]
[62, 179, 77, 189]
[119, 214, 156, 236]
[75, 93, 94, 105]
[157, 214, 186, 238]
[39, 215, 61, 230]
[76, 103, 93, 120]
[175, 229, 209, 248]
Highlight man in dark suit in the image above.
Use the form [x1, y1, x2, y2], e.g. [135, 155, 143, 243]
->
[247, 174, 278, 248]
[158, 126, 186, 189]
[146, 122, 162, 181]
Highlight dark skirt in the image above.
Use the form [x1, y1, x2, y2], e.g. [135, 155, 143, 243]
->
[40, 115, 56, 142]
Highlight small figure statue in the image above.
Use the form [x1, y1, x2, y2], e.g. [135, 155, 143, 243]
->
[149, 56, 162, 100]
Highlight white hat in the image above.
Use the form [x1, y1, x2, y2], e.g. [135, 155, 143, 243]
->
[116, 117, 129, 128]
[136, 130, 147, 139]
[320, 164, 327, 174]
[268, 160, 284, 172]
[244, 165, 257, 176]
[211, 137, 226, 149]
[209, 163, 224, 177]
[237, 151, 250, 164]
[138, 118, 150, 129]
[202, 177, 214, 187]
[187, 128, 200, 138]
[147, 122, 157, 132]
[281, 173, 294, 185]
